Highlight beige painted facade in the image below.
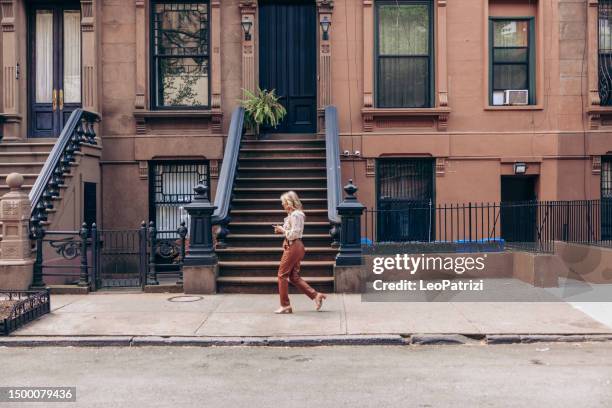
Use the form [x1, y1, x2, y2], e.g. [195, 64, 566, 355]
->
[0, 0, 610, 229]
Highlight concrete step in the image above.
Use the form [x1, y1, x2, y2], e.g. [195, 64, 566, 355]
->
[231, 197, 327, 210]
[237, 166, 326, 178]
[238, 157, 326, 168]
[216, 247, 336, 262]
[217, 276, 334, 294]
[241, 139, 324, 149]
[227, 221, 330, 235]
[233, 187, 327, 200]
[234, 177, 326, 189]
[0, 141, 54, 153]
[229, 209, 328, 223]
[239, 149, 325, 159]
[224, 233, 332, 247]
[0, 151, 51, 163]
[0, 162, 46, 174]
[243, 133, 321, 141]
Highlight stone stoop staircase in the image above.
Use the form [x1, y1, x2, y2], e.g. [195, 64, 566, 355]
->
[0, 141, 55, 196]
[0, 141, 54, 250]
[216, 133, 336, 293]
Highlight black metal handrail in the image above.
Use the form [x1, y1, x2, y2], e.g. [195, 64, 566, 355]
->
[211, 107, 244, 246]
[325, 106, 342, 244]
[29, 109, 100, 225]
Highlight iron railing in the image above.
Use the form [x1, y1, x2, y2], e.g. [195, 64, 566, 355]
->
[324, 105, 342, 245]
[363, 199, 612, 253]
[29, 109, 100, 228]
[212, 107, 245, 247]
[32, 221, 188, 290]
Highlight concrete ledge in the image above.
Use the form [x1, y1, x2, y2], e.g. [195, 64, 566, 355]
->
[334, 265, 364, 293]
[144, 283, 183, 294]
[0, 336, 132, 347]
[2, 334, 611, 347]
[512, 252, 560, 288]
[486, 334, 612, 345]
[0, 259, 34, 290]
[48, 285, 90, 295]
[184, 264, 218, 294]
[410, 334, 481, 345]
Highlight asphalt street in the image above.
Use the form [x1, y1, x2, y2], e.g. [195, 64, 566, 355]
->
[1, 343, 611, 407]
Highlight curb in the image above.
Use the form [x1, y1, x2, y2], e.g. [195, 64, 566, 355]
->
[1, 334, 611, 347]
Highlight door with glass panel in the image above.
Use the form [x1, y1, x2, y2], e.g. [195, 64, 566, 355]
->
[29, 3, 81, 138]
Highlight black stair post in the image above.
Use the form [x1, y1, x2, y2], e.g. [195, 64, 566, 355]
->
[336, 179, 365, 266]
[184, 183, 218, 266]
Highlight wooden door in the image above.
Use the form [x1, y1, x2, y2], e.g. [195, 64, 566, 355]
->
[29, 3, 82, 138]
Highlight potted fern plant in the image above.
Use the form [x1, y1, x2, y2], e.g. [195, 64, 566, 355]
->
[240, 88, 287, 138]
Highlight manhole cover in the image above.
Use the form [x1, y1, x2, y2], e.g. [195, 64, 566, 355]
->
[167, 295, 204, 303]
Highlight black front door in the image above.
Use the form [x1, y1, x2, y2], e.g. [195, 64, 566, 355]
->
[500, 176, 537, 243]
[29, 2, 82, 138]
[259, 0, 317, 133]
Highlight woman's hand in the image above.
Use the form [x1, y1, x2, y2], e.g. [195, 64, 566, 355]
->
[273, 225, 284, 234]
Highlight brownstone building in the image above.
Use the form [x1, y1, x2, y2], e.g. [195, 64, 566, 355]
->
[1, 0, 612, 292]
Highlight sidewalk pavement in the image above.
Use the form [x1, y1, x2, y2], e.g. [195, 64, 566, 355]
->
[5, 292, 612, 341]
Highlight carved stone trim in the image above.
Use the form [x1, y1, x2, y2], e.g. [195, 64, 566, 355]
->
[139, 161, 148, 179]
[436, 157, 446, 177]
[592, 156, 602, 175]
[361, 108, 451, 132]
[81, 0, 94, 31]
[0, 0, 15, 32]
[366, 159, 375, 177]
[210, 160, 220, 179]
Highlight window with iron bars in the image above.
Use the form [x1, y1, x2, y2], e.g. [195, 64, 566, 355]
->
[149, 161, 210, 237]
[600, 0, 612, 105]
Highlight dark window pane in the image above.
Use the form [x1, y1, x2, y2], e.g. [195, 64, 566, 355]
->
[378, 4, 429, 56]
[378, 57, 429, 108]
[493, 48, 528, 63]
[493, 64, 528, 90]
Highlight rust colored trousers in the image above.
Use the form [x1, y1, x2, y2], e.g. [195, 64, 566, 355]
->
[278, 239, 317, 307]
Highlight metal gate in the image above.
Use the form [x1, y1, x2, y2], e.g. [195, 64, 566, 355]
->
[376, 159, 435, 242]
[94, 229, 147, 289]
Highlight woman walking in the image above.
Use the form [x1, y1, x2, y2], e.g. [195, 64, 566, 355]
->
[273, 191, 327, 314]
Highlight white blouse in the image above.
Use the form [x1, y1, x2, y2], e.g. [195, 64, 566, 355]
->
[281, 210, 305, 241]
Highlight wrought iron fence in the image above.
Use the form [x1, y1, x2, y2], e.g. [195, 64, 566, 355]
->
[363, 199, 612, 253]
[0, 290, 51, 335]
[32, 221, 188, 290]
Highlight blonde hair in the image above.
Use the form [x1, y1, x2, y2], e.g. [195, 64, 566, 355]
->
[280, 191, 303, 211]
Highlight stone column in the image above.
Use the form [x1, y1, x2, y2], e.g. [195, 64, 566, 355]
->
[317, 0, 333, 108]
[240, 0, 257, 96]
[182, 183, 218, 294]
[0, 173, 34, 290]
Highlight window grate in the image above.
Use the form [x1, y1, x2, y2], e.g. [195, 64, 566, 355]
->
[599, 0, 612, 105]
[150, 161, 209, 236]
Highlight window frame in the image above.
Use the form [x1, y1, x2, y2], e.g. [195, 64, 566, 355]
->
[374, 0, 435, 109]
[598, 0, 612, 106]
[149, 0, 211, 111]
[488, 16, 536, 106]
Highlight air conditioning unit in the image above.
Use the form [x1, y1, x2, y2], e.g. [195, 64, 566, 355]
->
[504, 90, 529, 106]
